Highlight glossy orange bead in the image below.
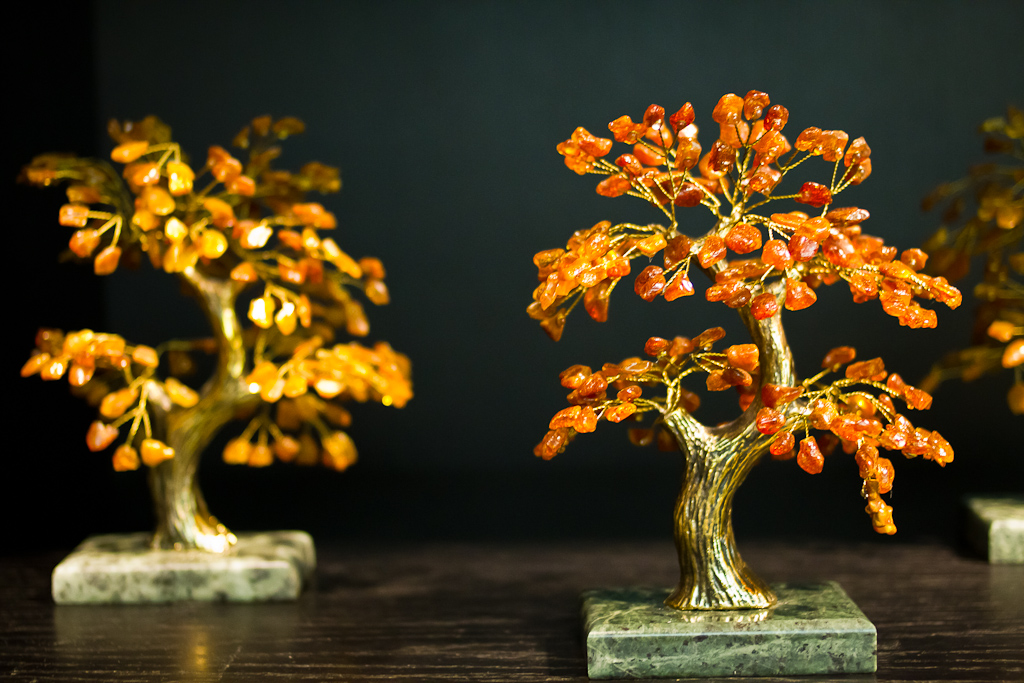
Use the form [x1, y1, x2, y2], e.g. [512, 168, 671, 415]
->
[634, 265, 666, 301]
[59, 203, 90, 227]
[100, 387, 138, 419]
[750, 291, 779, 320]
[86, 421, 119, 452]
[608, 115, 647, 144]
[770, 430, 795, 459]
[726, 344, 759, 373]
[93, 245, 122, 275]
[697, 235, 726, 268]
[112, 444, 140, 471]
[821, 346, 856, 368]
[755, 407, 785, 435]
[874, 457, 894, 493]
[668, 103, 695, 133]
[1002, 339, 1024, 368]
[663, 271, 695, 301]
[166, 161, 195, 195]
[846, 357, 886, 381]
[761, 383, 803, 409]
[784, 278, 817, 310]
[843, 137, 871, 167]
[223, 438, 253, 465]
[131, 345, 159, 368]
[761, 239, 793, 270]
[763, 105, 789, 131]
[712, 94, 743, 124]
[797, 182, 832, 208]
[855, 444, 878, 478]
[68, 229, 101, 258]
[797, 437, 824, 474]
[724, 223, 762, 254]
[596, 174, 631, 197]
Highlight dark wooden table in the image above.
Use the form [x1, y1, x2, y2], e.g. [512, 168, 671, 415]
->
[1, 540, 1021, 681]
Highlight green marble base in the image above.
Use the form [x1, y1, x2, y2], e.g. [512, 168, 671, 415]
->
[582, 582, 876, 678]
[965, 494, 1024, 564]
[52, 531, 316, 604]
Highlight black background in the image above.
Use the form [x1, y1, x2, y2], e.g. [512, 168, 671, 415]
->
[6, 1, 1022, 554]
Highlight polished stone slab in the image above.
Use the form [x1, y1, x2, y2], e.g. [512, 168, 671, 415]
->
[582, 582, 876, 678]
[52, 531, 315, 604]
[965, 494, 1024, 564]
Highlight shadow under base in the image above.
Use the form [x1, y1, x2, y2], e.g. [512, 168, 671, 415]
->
[582, 582, 876, 678]
[52, 531, 315, 604]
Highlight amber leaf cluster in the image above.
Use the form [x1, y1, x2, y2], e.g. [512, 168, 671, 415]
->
[530, 92, 961, 341]
[920, 107, 1024, 413]
[22, 115, 411, 471]
[535, 331, 951, 535]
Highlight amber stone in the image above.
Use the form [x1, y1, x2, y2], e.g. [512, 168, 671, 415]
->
[674, 136, 702, 170]
[853, 444, 878, 478]
[559, 365, 592, 390]
[742, 91, 770, 120]
[826, 207, 870, 227]
[761, 383, 803, 409]
[797, 437, 824, 474]
[705, 370, 730, 391]
[843, 137, 871, 167]
[595, 174, 632, 198]
[166, 161, 195, 196]
[59, 203, 90, 228]
[705, 280, 742, 303]
[246, 444, 272, 468]
[725, 344, 759, 373]
[636, 233, 667, 257]
[112, 444, 140, 472]
[605, 403, 637, 423]
[669, 337, 696, 358]
[763, 105, 789, 131]
[608, 115, 647, 144]
[661, 236, 691, 270]
[718, 120, 750, 149]
[632, 143, 665, 167]
[755, 407, 785, 435]
[223, 438, 252, 465]
[987, 320, 1016, 342]
[747, 291, 776, 320]
[92, 246, 121, 276]
[696, 235, 725, 268]
[110, 140, 149, 164]
[845, 357, 885, 381]
[783, 279, 816, 310]
[821, 346, 856, 368]
[847, 159, 872, 185]
[794, 127, 822, 151]
[578, 372, 609, 397]
[746, 165, 782, 196]
[573, 127, 614, 157]
[719, 223, 759, 255]
[786, 235, 817, 262]
[99, 388, 138, 419]
[668, 103, 695, 132]
[1002, 339, 1024, 368]
[693, 327, 726, 348]
[644, 338, 669, 357]
[874, 457, 895, 493]
[902, 385, 933, 410]
[814, 130, 849, 162]
[796, 182, 833, 208]
[67, 229, 100, 258]
[617, 385, 643, 402]
[712, 94, 743, 124]
[758, 240, 791, 272]
[808, 399, 837, 431]
[770, 431, 795, 459]
[634, 265, 666, 301]
[86, 421, 119, 452]
[707, 140, 736, 175]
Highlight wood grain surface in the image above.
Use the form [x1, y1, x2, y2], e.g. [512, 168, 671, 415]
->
[1, 541, 1021, 681]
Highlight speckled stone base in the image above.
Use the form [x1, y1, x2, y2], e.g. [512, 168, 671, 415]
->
[52, 531, 316, 604]
[965, 494, 1024, 564]
[582, 582, 876, 678]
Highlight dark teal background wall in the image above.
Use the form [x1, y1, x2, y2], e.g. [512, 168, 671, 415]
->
[7, 1, 1023, 552]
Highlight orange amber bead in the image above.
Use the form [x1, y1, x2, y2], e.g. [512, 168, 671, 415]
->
[797, 437, 824, 474]
[846, 357, 886, 380]
[761, 383, 803, 409]
[796, 182, 832, 208]
[874, 457, 894, 493]
[100, 387, 138, 419]
[112, 444, 140, 472]
[809, 399, 838, 430]
[847, 159, 872, 185]
[605, 403, 637, 423]
[697, 235, 726, 268]
[1002, 339, 1024, 368]
[273, 436, 301, 462]
[726, 344, 759, 372]
[761, 240, 793, 270]
[141, 187, 175, 216]
[669, 103, 695, 133]
[59, 203, 90, 227]
[636, 233, 667, 256]
[712, 94, 743, 124]
[750, 291, 779, 320]
[644, 337, 670, 356]
[821, 346, 856, 368]
[843, 137, 871, 167]
[634, 266, 666, 301]
[223, 438, 252, 465]
[795, 127, 822, 151]
[987, 320, 1017, 342]
[763, 105, 789, 131]
[68, 229, 100, 258]
[572, 126, 613, 157]
[724, 223, 762, 254]
[608, 115, 647, 144]
[86, 421, 119, 452]
[755, 407, 785, 435]
[663, 235, 693, 268]
[660, 272, 693, 301]
[855, 444, 878, 478]
[140, 438, 175, 467]
[770, 431, 795, 459]
[707, 140, 736, 175]
[742, 91, 770, 120]
[93, 246, 122, 276]
[111, 140, 149, 163]
[166, 161, 195, 196]
[131, 345, 159, 368]
[246, 444, 272, 467]
[596, 174, 631, 197]
[784, 279, 817, 310]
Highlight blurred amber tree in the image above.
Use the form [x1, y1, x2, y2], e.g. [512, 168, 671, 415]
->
[921, 107, 1023, 414]
[529, 92, 959, 609]
[22, 116, 411, 552]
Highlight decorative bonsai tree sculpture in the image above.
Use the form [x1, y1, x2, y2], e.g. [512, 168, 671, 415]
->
[529, 92, 961, 610]
[21, 115, 412, 553]
[919, 106, 1023, 413]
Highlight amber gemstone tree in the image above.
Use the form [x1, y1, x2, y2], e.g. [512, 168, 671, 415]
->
[919, 106, 1024, 413]
[530, 92, 961, 610]
[22, 116, 411, 552]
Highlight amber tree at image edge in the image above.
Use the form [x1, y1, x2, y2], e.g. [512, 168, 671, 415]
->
[21, 115, 412, 552]
[529, 91, 960, 610]
[920, 106, 1024, 413]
